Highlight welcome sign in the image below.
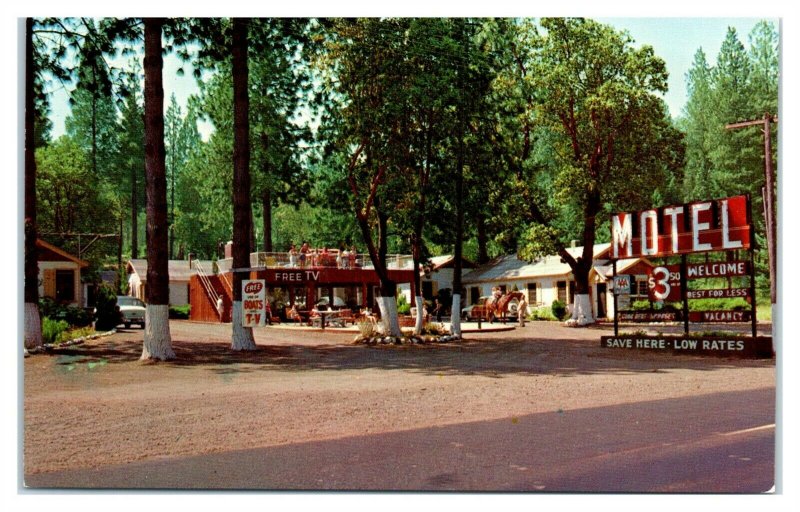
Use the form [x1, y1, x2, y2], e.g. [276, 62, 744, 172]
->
[611, 195, 751, 259]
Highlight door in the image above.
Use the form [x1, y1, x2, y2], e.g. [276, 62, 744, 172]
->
[596, 283, 607, 319]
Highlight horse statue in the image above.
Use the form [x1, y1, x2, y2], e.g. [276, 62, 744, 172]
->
[486, 291, 524, 323]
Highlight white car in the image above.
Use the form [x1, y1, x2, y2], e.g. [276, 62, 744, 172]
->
[117, 296, 146, 329]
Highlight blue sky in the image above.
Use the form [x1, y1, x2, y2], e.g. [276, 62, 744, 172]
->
[45, 17, 775, 141]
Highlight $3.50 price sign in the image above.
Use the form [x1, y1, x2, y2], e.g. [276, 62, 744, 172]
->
[242, 279, 266, 327]
[647, 265, 682, 302]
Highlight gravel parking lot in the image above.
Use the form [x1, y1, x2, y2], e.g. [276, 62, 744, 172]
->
[23, 320, 774, 476]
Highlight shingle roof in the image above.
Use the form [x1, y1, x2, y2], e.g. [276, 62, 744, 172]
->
[462, 244, 612, 283]
[127, 259, 217, 282]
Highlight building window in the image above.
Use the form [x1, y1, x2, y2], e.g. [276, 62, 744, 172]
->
[527, 283, 537, 304]
[557, 281, 567, 303]
[470, 287, 480, 305]
[637, 279, 649, 297]
[55, 269, 75, 303]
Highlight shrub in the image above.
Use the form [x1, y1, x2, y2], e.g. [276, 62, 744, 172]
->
[397, 294, 411, 315]
[422, 322, 447, 335]
[38, 298, 92, 327]
[551, 300, 567, 320]
[94, 284, 122, 331]
[356, 318, 377, 338]
[169, 305, 191, 319]
[530, 307, 556, 321]
[42, 317, 69, 345]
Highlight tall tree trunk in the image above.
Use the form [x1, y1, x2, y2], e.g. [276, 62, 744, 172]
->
[231, 17, 256, 350]
[262, 188, 272, 253]
[24, 17, 42, 351]
[450, 110, 465, 337]
[141, 17, 174, 360]
[117, 214, 123, 294]
[476, 213, 489, 264]
[565, 185, 600, 326]
[131, 161, 138, 258]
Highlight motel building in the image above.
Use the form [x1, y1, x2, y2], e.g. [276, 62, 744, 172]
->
[189, 243, 418, 323]
[461, 243, 654, 321]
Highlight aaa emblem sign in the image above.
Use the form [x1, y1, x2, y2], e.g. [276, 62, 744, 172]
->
[242, 279, 266, 327]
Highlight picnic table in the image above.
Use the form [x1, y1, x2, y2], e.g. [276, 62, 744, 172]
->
[311, 309, 342, 329]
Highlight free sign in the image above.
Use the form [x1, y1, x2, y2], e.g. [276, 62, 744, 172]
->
[242, 279, 266, 327]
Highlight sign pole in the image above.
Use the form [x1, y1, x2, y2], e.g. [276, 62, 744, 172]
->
[681, 254, 689, 336]
[613, 260, 619, 337]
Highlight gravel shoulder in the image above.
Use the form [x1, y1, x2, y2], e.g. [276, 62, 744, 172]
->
[23, 320, 775, 475]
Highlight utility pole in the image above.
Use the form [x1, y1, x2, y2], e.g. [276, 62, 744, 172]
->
[725, 113, 777, 307]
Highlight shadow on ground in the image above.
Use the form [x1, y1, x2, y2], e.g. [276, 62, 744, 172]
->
[42, 321, 774, 380]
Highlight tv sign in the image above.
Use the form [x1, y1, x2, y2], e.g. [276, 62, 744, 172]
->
[611, 195, 751, 259]
[242, 279, 266, 327]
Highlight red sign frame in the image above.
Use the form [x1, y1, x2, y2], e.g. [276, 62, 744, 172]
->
[610, 195, 751, 259]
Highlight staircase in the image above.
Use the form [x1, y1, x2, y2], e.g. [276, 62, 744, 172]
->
[190, 262, 232, 322]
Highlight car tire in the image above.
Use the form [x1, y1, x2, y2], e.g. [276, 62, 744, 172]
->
[124, 322, 131, 329]
[140, 322, 146, 329]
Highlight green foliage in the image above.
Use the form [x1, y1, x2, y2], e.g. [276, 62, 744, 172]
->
[551, 300, 567, 320]
[530, 306, 556, 321]
[94, 285, 122, 331]
[42, 317, 70, 345]
[38, 297, 93, 327]
[169, 305, 191, 319]
[687, 298, 749, 311]
[397, 294, 411, 315]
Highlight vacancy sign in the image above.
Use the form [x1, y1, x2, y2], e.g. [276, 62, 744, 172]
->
[242, 279, 266, 327]
[611, 195, 751, 258]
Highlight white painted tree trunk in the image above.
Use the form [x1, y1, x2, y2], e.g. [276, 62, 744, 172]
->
[414, 295, 425, 335]
[376, 296, 403, 337]
[231, 300, 257, 350]
[141, 305, 175, 360]
[565, 293, 594, 326]
[24, 302, 43, 350]
[450, 293, 462, 337]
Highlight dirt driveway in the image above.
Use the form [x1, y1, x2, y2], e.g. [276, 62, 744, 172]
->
[23, 320, 775, 476]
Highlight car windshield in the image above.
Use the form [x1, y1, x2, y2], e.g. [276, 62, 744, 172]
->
[117, 297, 145, 308]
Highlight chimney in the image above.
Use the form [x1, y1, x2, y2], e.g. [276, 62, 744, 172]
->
[570, 240, 578, 248]
[225, 241, 234, 259]
[188, 253, 195, 269]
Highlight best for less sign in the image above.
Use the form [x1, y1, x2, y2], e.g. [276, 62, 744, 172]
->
[242, 279, 266, 327]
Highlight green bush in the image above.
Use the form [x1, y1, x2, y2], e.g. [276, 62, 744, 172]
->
[530, 307, 556, 321]
[169, 305, 191, 319]
[687, 298, 749, 311]
[42, 317, 70, 345]
[397, 294, 411, 315]
[551, 300, 567, 320]
[38, 298, 92, 327]
[94, 285, 122, 331]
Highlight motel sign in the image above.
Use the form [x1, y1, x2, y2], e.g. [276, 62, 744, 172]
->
[611, 195, 751, 259]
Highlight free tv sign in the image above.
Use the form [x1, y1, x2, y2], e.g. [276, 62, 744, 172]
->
[611, 195, 751, 259]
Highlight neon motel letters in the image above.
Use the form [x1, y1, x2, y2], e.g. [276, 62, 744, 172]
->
[611, 195, 751, 259]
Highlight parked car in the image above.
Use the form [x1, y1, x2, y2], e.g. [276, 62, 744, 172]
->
[117, 296, 146, 329]
[462, 296, 492, 321]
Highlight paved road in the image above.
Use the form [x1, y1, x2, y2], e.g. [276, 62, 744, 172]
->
[25, 387, 774, 492]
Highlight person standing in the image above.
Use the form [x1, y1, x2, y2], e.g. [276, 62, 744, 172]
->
[299, 241, 309, 267]
[288, 243, 298, 267]
[433, 298, 443, 323]
[517, 294, 528, 327]
[216, 296, 225, 322]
